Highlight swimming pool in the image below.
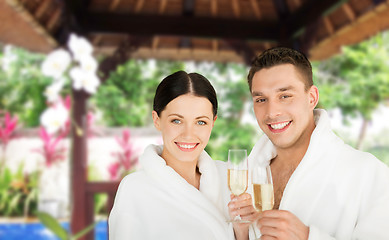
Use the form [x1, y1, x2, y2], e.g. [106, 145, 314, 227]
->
[0, 220, 108, 240]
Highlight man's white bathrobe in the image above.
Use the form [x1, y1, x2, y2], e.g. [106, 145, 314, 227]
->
[249, 109, 389, 239]
[109, 145, 234, 240]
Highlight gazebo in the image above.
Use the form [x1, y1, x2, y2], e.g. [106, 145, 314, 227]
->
[1, 0, 389, 239]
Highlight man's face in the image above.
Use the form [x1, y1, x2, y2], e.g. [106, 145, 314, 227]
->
[251, 64, 318, 151]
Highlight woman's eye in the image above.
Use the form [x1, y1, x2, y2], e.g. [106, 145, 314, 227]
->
[172, 119, 181, 124]
[197, 120, 206, 125]
[281, 95, 291, 99]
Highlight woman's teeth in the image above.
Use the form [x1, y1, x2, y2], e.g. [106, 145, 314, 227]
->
[177, 143, 196, 149]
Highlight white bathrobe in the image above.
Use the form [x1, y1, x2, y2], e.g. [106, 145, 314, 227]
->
[248, 109, 389, 239]
[109, 145, 234, 240]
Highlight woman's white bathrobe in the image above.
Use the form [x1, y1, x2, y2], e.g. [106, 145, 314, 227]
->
[109, 145, 234, 240]
[249, 109, 389, 239]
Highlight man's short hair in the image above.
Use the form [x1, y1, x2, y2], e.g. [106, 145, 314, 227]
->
[247, 47, 313, 92]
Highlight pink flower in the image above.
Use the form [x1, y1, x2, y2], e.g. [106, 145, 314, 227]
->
[108, 162, 121, 181]
[33, 127, 67, 167]
[0, 111, 18, 151]
[109, 129, 138, 180]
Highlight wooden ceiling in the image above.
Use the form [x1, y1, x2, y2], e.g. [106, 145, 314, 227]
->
[1, 0, 389, 63]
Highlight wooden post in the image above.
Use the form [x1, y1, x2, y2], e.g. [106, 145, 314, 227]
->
[70, 89, 89, 240]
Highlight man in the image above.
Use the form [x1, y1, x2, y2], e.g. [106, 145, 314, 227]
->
[228, 47, 389, 239]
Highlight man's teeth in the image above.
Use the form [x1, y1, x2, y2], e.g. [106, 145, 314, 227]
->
[270, 121, 290, 130]
[178, 144, 196, 149]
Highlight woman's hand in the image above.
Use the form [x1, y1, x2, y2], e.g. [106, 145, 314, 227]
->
[228, 193, 260, 240]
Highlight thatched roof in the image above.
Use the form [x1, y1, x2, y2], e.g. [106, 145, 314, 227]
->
[1, 0, 389, 63]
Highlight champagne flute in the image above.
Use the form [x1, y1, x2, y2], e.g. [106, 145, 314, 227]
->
[252, 164, 274, 212]
[227, 149, 249, 223]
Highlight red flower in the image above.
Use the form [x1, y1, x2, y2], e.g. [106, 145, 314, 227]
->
[0, 111, 18, 151]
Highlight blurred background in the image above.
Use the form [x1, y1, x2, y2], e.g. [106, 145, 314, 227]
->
[1, 0, 389, 239]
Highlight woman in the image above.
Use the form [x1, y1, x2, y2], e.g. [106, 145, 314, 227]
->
[109, 71, 234, 240]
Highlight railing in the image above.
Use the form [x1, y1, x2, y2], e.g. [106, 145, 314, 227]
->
[84, 181, 120, 240]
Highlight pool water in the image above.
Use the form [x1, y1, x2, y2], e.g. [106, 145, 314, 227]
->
[0, 220, 107, 240]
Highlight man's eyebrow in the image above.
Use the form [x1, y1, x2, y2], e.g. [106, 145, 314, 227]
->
[252, 86, 296, 96]
[278, 85, 295, 92]
[251, 91, 263, 97]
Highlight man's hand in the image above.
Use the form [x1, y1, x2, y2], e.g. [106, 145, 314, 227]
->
[228, 193, 259, 240]
[257, 210, 309, 240]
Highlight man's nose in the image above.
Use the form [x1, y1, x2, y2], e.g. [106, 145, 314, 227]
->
[265, 99, 282, 119]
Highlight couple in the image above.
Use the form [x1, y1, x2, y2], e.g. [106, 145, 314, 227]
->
[108, 47, 389, 240]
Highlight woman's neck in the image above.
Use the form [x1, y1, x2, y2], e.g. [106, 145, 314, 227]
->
[163, 154, 201, 189]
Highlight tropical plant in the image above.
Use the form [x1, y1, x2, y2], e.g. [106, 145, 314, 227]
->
[0, 164, 38, 217]
[91, 59, 184, 126]
[109, 129, 138, 180]
[314, 31, 389, 149]
[0, 111, 18, 171]
[36, 211, 97, 240]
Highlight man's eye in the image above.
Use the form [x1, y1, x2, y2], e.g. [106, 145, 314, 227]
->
[172, 119, 181, 124]
[255, 98, 266, 103]
[197, 120, 206, 125]
[281, 95, 291, 99]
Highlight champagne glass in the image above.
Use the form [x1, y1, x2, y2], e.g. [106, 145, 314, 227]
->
[227, 149, 249, 222]
[252, 164, 274, 213]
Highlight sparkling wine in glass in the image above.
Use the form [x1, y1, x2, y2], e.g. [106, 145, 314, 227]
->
[252, 165, 274, 212]
[227, 149, 249, 222]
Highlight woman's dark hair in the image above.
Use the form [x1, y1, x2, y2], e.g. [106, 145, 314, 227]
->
[153, 71, 218, 117]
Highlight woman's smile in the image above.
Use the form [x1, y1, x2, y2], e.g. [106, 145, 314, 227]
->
[175, 142, 199, 152]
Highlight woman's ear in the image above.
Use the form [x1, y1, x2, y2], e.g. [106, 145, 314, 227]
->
[152, 111, 161, 131]
[212, 115, 217, 127]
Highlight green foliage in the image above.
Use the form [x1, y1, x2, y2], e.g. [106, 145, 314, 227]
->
[36, 211, 97, 240]
[92, 60, 184, 126]
[199, 62, 261, 159]
[314, 31, 389, 121]
[0, 46, 50, 127]
[0, 163, 38, 216]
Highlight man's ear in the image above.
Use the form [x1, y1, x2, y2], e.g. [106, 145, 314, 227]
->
[309, 85, 319, 109]
[152, 111, 161, 131]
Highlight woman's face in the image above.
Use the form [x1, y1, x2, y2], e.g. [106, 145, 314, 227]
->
[152, 94, 216, 164]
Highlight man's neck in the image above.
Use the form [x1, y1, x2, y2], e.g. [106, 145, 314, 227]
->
[272, 118, 317, 169]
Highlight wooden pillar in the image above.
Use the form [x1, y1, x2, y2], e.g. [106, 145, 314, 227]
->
[70, 89, 89, 240]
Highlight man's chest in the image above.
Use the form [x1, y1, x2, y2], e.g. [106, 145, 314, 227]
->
[272, 166, 296, 209]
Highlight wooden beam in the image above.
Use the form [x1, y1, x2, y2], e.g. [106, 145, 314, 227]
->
[285, 0, 348, 39]
[211, 0, 218, 16]
[231, 0, 240, 18]
[152, 37, 160, 50]
[70, 89, 88, 240]
[323, 17, 334, 35]
[135, 0, 145, 13]
[181, 0, 195, 48]
[34, 0, 51, 19]
[159, 0, 168, 14]
[250, 0, 261, 19]
[212, 40, 218, 52]
[79, 13, 279, 41]
[109, 0, 121, 11]
[46, 8, 61, 32]
[342, 3, 356, 22]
